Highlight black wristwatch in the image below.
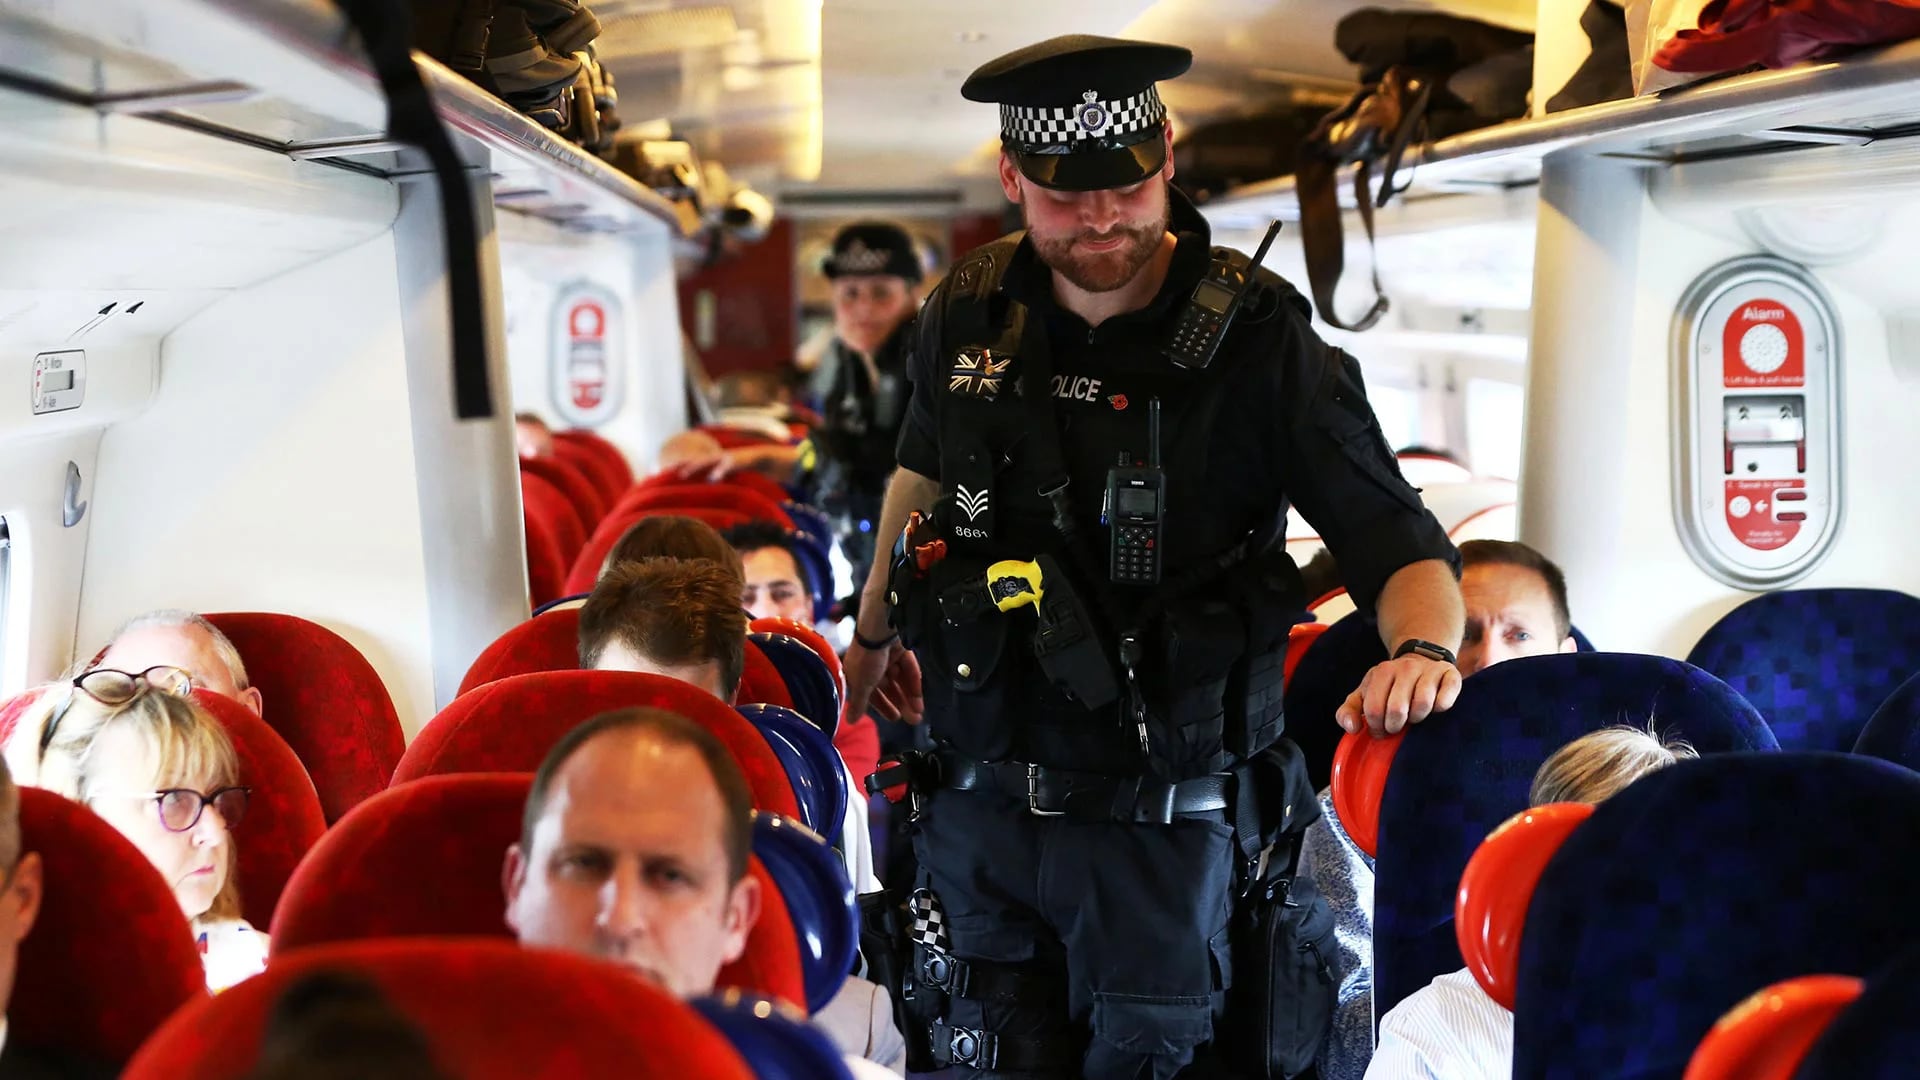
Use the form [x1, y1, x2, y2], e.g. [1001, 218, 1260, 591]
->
[1394, 638, 1458, 666]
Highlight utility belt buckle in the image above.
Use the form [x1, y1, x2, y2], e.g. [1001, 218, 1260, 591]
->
[1026, 763, 1065, 818]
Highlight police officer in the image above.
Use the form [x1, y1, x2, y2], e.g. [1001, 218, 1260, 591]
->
[811, 222, 925, 583]
[842, 35, 1466, 1079]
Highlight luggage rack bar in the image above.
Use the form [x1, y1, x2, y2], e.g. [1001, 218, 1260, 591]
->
[0, 0, 688, 237]
[1205, 36, 1920, 223]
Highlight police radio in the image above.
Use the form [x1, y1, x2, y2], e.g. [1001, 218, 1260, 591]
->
[1106, 398, 1166, 585]
[1163, 218, 1283, 371]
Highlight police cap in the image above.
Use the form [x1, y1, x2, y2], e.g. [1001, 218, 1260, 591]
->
[962, 34, 1192, 192]
[823, 221, 923, 283]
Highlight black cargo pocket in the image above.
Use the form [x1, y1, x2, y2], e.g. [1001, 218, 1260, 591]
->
[1092, 992, 1215, 1058]
[1209, 924, 1235, 994]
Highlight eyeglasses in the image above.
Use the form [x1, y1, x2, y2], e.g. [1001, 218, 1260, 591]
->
[37, 665, 194, 764]
[98, 786, 251, 833]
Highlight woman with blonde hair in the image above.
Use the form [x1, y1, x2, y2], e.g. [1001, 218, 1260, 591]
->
[10, 665, 268, 991]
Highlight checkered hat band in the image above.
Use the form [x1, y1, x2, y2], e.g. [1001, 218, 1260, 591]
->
[1000, 86, 1164, 147]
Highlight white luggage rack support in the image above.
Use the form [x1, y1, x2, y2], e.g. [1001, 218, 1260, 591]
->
[0, 0, 689, 237]
[1203, 36, 1920, 228]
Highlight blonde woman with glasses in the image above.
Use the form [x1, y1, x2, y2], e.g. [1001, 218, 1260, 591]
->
[7, 666, 268, 992]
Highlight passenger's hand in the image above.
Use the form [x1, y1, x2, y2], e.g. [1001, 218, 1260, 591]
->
[844, 636, 924, 725]
[1336, 655, 1462, 738]
[668, 453, 733, 483]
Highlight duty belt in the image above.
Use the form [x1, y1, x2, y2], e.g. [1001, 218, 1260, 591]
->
[939, 752, 1230, 824]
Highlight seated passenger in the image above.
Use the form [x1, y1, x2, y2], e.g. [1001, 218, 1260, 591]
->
[502, 708, 904, 1076]
[599, 515, 746, 585]
[1364, 725, 1697, 1079]
[579, 560, 746, 700]
[1454, 540, 1577, 676]
[1308, 539, 1578, 1080]
[720, 522, 816, 627]
[579, 558, 882, 893]
[244, 971, 450, 1080]
[0, 755, 109, 1077]
[20, 670, 268, 992]
[515, 412, 555, 461]
[93, 609, 264, 717]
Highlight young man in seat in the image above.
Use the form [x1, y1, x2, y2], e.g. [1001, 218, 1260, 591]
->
[502, 708, 905, 1076]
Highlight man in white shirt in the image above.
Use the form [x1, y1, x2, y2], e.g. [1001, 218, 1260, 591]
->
[502, 707, 906, 1076]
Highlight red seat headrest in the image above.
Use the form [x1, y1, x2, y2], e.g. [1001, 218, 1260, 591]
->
[553, 429, 635, 491]
[1330, 727, 1405, 859]
[1454, 802, 1594, 1010]
[204, 613, 404, 823]
[459, 608, 584, 696]
[521, 453, 607, 529]
[552, 435, 628, 507]
[609, 485, 795, 529]
[749, 618, 845, 706]
[0, 686, 44, 746]
[638, 467, 792, 505]
[1285, 622, 1331, 686]
[270, 774, 809, 1011]
[1684, 974, 1866, 1080]
[14, 787, 206, 1066]
[520, 469, 588, 567]
[523, 506, 568, 609]
[191, 691, 328, 927]
[565, 507, 759, 595]
[122, 938, 756, 1080]
[390, 670, 800, 819]
[739, 637, 796, 711]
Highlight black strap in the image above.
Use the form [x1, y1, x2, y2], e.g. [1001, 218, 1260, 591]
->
[931, 1023, 1076, 1071]
[918, 949, 1065, 1004]
[941, 755, 1230, 824]
[333, 0, 494, 420]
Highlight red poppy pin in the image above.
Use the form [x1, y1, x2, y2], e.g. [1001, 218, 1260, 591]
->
[1109, 394, 1129, 411]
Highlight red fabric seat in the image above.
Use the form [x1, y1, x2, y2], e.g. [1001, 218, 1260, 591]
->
[565, 507, 759, 595]
[458, 608, 584, 696]
[14, 787, 206, 1067]
[194, 692, 328, 927]
[121, 937, 756, 1080]
[521, 469, 587, 567]
[637, 467, 793, 505]
[554, 429, 635, 491]
[608, 484, 795, 528]
[521, 453, 607, 530]
[0, 685, 42, 746]
[523, 506, 568, 609]
[269, 774, 807, 1010]
[552, 435, 628, 508]
[204, 612, 404, 823]
[389, 670, 800, 819]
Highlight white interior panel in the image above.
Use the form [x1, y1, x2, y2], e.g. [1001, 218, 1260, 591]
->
[77, 233, 440, 733]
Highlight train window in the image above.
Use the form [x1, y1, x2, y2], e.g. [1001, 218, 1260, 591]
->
[1369, 383, 1420, 452]
[1466, 377, 1525, 480]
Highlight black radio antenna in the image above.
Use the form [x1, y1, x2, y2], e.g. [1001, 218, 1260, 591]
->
[1250, 218, 1283, 269]
[1148, 397, 1162, 468]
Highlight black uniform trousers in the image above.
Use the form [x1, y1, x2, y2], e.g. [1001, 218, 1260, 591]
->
[913, 783, 1237, 1079]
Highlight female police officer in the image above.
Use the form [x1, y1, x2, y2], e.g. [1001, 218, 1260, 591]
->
[842, 35, 1466, 1079]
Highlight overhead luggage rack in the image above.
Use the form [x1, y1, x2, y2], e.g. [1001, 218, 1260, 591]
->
[0, 0, 688, 237]
[1203, 36, 1920, 228]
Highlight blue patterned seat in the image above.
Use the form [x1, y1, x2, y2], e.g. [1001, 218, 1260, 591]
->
[1286, 616, 1598, 792]
[1851, 671, 1920, 773]
[1794, 942, 1920, 1079]
[1513, 753, 1920, 1080]
[1373, 652, 1775, 1021]
[1686, 588, 1920, 753]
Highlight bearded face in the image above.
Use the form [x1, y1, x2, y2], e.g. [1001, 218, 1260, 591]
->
[1017, 178, 1172, 294]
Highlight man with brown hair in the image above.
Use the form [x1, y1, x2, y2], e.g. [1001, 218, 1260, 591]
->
[577, 559, 747, 701]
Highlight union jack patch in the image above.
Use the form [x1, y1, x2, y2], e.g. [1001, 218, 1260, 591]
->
[949, 347, 1010, 399]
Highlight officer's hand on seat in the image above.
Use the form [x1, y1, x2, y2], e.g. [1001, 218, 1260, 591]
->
[844, 638, 924, 725]
[1335, 655, 1463, 738]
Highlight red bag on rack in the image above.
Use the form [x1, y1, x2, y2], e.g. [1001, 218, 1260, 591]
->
[1655, 0, 1920, 73]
